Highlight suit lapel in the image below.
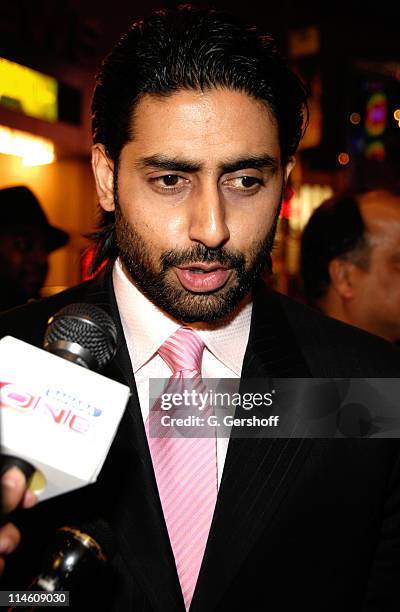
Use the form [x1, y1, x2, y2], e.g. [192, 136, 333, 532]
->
[82, 267, 185, 611]
[191, 284, 315, 611]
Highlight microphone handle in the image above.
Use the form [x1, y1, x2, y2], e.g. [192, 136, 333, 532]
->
[7, 526, 109, 611]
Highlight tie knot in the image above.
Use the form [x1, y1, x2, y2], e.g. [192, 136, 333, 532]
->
[158, 327, 205, 375]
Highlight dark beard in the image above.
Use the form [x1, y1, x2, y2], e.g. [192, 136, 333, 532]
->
[115, 203, 279, 323]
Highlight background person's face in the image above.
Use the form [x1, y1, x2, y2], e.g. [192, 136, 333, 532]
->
[0, 228, 48, 301]
[94, 88, 294, 322]
[347, 193, 400, 342]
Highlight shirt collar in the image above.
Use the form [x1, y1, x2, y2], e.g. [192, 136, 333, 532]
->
[113, 257, 252, 376]
[193, 304, 252, 376]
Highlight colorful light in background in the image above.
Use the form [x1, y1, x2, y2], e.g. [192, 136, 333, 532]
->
[338, 152, 350, 165]
[81, 248, 108, 281]
[288, 184, 334, 232]
[349, 112, 361, 125]
[365, 140, 386, 161]
[273, 184, 334, 284]
[0, 125, 55, 166]
[0, 57, 58, 122]
[365, 91, 387, 137]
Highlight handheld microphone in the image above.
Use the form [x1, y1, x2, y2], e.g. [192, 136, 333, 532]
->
[0, 304, 130, 502]
[7, 518, 116, 611]
[1, 303, 118, 482]
[44, 303, 117, 370]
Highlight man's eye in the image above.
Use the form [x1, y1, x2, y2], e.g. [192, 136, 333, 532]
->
[151, 174, 188, 191]
[226, 176, 263, 189]
[241, 176, 261, 188]
[161, 174, 180, 186]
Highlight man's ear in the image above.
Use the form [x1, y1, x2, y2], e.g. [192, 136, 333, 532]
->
[328, 258, 356, 299]
[284, 156, 296, 183]
[91, 144, 115, 212]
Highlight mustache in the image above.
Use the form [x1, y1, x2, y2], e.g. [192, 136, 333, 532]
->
[160, 244, 245, 271]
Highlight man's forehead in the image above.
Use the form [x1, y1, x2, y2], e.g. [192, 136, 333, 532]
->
[131, 89, 277, 139]
[360, 192, 400, 224]
[125, 88, 281, 160]
[134, 88, 274, 119]
[359, 193, 400, 248]
[359, 190, 400, 208]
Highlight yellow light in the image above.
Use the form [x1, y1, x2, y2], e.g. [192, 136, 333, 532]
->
[0, 125, 55, 166]
[350, 112, 361, 125]
[394, 109, 400, 121]
[0, 57, 58, 123]
[338, 152, 350, 165]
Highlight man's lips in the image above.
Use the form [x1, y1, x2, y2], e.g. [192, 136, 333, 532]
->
[174, 264, 231, 293]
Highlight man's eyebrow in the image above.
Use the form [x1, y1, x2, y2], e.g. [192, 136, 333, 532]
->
[136, 155, 202, 172]
[135, 153, 278, 174]
[219, 155, 278, 174]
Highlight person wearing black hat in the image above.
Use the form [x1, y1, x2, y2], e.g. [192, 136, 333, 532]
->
[0, 186, 69, 311]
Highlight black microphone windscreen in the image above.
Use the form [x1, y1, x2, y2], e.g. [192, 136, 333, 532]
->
[43, 303, 117, 370]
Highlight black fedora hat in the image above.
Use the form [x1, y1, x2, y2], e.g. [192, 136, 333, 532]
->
[0, 186, 69, 252]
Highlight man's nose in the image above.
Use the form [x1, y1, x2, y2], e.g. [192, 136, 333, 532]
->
[188, 184, 230, 248]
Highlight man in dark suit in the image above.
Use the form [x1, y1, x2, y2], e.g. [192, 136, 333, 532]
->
[300, 190, 400, 343]
[1, 6, 400, 611]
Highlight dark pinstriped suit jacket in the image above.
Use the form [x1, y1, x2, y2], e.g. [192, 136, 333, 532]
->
[1, 264, 400, 611]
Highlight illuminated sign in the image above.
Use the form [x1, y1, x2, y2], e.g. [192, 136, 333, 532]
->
[0, 57, 58, 122]
[0, 125, 55, 166]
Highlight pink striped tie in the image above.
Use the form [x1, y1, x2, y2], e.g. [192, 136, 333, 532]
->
[146, 327, 217, 610]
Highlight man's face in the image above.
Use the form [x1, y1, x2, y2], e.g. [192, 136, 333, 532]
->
[348, 192, 400, 342]
[93, 88, 293, 322]
[0, 227, 48, 302]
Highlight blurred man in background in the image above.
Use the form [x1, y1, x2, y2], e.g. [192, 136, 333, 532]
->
[300, 189, 400, 342]
[0, 186, 69, 311]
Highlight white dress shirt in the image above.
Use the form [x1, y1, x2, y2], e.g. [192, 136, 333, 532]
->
[112, 258, 252, 487]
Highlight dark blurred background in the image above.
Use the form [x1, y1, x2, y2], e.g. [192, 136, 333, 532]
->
[1, 0, 399, 295]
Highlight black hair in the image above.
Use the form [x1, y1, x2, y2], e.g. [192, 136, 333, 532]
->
[90, 4, 308, 271]
[300, 195, 370, 306]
